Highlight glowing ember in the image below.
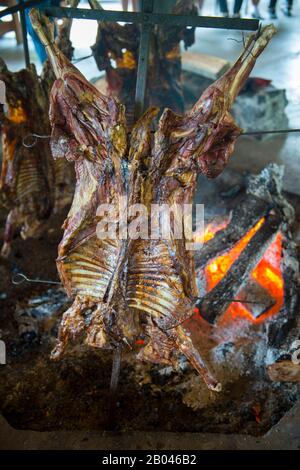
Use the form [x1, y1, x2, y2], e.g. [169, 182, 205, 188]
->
[116, 50, 136, 70]
[7, 104, 27, 124]
[196, 218, 284, 324]
[194, 218, 229, 244]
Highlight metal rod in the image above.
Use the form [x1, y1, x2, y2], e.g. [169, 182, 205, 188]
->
[0, 0, 44, 18]
[0, 2, 259, 30]
[220, 299, 270, 305]
[127, 128, 300, 137]
[107, 347, 122, 430]
[38, 7, 259, 31]
[134, 0, 153, 120]
[243, 128, 300, 136]
[12, 273, 61, 285]
[18, 0, 30, 68]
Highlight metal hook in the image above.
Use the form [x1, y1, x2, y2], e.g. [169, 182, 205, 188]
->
[226, 35, 254, 58]
[22, 133, 51, 148]
[22, 134, 37, 148]
[12, 272, 61, 286]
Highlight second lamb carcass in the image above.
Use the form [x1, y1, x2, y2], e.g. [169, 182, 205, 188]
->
[0, 59, 53, 257]
[31, 9, 276, 390]
[0, 8, 77, 256]
[89, 0, 197, 124]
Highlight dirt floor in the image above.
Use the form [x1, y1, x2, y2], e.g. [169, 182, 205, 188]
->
[1, 176, 300, 436]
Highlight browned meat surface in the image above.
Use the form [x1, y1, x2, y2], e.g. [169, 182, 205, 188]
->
[39, 2, 78, 212]
[30, 9, 276, 390]
[41, 0, 79, 97]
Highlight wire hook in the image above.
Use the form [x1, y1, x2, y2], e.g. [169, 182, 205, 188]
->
[12, 272, 61, 286]
[22, 133, 51, 148]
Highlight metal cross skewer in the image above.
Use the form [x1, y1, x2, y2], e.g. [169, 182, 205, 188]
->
[0, 0, 259, 118]
[107, 347, 122, 430]
[11, 272, 271, 306]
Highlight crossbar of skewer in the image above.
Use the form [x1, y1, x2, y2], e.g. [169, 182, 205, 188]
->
[0, 0, 259, 116]
[21, 128, 300, 150]
[11, 272, 272, 307]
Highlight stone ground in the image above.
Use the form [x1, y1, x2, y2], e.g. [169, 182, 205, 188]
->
[1, 401, 300, 449]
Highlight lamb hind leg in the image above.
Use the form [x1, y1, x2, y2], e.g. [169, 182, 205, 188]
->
[171, 325, 221, 392]
[138, 318, 221, 391]
[51, 296, 92, 360]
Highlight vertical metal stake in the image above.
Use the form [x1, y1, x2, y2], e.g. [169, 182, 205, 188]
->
[107, 347, 122, 429]
[134, 0, 154, 121]
[19, 0, 30, 68]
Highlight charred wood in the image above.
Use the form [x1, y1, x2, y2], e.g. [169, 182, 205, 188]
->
[197, 212, 282, 324]
[195, 195, 272, 269]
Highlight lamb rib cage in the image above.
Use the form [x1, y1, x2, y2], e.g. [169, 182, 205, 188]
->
[30, 8, 276, 390]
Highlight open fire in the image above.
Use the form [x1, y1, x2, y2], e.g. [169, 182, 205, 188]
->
[195, 217, 284, 326]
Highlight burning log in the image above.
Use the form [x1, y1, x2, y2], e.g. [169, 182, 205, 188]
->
[89, 0, 198, 123]
[195, 195, 272, 268]
[30, 8, 276, 390]
[237, 279, 275, 319]
[197, 212, 282, 324]
[193, 164, 298, 326]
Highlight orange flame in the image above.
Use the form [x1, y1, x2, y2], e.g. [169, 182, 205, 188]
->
[116, 50, 136, 70]
[196, 218, 284, 324]
[8, 103, 27, 124]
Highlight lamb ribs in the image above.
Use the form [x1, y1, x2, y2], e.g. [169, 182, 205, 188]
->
[31, 9, 275, 390]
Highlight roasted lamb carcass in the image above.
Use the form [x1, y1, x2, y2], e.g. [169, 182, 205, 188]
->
[89, 0, 197, 123]
[0, 59, 53, 257]
[31, 9, 275, 390]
